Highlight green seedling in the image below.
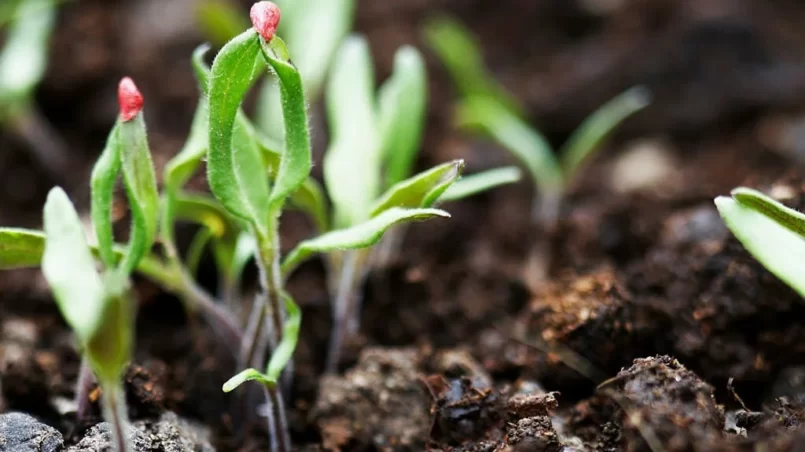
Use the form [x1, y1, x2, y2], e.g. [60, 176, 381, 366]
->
[425, 15, 649, 286]
[0, 0, 69, 180]
[716, 187, 805, 297]
[40, 77, 158, 452]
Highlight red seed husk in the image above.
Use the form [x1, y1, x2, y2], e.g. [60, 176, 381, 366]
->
[250, 1, 281, 41]
[118, 77, 143, 122]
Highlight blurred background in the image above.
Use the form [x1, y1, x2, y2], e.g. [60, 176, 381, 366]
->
[4, 0, 805, 227]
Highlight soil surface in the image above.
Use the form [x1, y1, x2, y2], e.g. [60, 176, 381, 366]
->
[4, 0, 805, 451]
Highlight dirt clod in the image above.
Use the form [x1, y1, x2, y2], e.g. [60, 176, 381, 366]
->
[0, 412, 63, 452]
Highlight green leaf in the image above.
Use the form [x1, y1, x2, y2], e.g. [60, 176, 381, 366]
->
[0, 0, 57, 113]
[438, 166, 522, 203]
[289, 177, 329, 234]
[457, 96, 563, 197]
[423, 14, 521, 116]
[208, 29, 271, 233]
[715, 188, 805, 298]
[259, 36, 313, 212]
[195, 0, 249, 47]
[173, 193, 239, 240]
[226, 232, 256, 284]
[371, 160, 464, 216]
[222, 368, 275, 392]
[90, 126, 121, 268]
[379, 46, 428, 187]
[42, 187, 106, 343]
[118, 114, 160, 275]
[265, 291, 301, 381]
[324, 36, 380, 228]
[164, 46, 212, 193]
[0, 227, 45, 269]
[256, 0, 356, 139]
[560, 86, 650, 178]
[185, 227, 213, 277]
[281, 207, 450, 276]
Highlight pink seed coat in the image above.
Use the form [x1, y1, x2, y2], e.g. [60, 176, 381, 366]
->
[118, 77, 143, 122]
[250, 1, 281, 41]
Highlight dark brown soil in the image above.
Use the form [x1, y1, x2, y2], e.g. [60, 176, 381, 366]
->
[5, 0, 805, 451]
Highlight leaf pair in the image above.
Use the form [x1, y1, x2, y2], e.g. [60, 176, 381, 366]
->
[207, 30, 311, 238]
[716, 187, 805, 298]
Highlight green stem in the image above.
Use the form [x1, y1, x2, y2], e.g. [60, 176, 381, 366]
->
[100, 381, 131, 452]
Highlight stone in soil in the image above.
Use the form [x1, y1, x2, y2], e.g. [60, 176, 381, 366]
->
[0, 412, 63, 452]
[67, 411, 213, 452]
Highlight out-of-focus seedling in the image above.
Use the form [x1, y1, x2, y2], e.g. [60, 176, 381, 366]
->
[425, 15, 649, 286]
[715, 187, 805, 297]
[0, 0, 69, 180]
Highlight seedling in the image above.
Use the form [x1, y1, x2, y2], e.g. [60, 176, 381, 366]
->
[0, 0, 69, 180]
[716, 187, 805, 297]
[425, 15, 649, 285]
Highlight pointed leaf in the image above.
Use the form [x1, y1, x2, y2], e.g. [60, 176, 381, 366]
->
[256, 0, 356, 139]
[118, 114, 160, 275]
[90, 126, 121, 268]
[281, 207, 450, 276]
[423, 15, 521, 115]
[208, 29, 271, 233]
[715, 188, 805, 297]
[223, 368, 275, 392]
[0, 227, 45, 269]
[371, 160, 464, 217]
[259, 35, 313, 211]
[378, 46, 428, 187]
[324, 36, 380, 228]
[173, 193, 239, 240]
[265, 291, 301, 381]
[438, 166, 522, 203]
[730, 187, 805, 237]
[457, 96, 563, 197]
[560, 86, 650, 177]
[42, 187, 106, 342]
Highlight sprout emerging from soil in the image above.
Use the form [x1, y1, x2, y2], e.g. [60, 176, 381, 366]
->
[716, 187, 805, 298]
[424, 15, 650, 289]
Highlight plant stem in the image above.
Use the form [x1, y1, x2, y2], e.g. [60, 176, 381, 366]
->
[326, 250, 361, 374]
[262, 384, 290, 452]
[75, 357, 96, 422]
[100, 381, 131, 452]
[9, 106, 70, 183]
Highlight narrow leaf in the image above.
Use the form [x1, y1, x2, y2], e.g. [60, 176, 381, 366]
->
[118, 114, 160, 275]
[281, 207, 450, 276]
[323, 36, 380, 228]
[256, 0, 356, 138]
[0, 227, 45, 269]
[289, 177, 329, 234]
[0, 0, 56, 112]
[164, 46, 212, 193]
[423, 15, 521, 115]
[378, 46, 428, 187]
[457, 96, 563, 197]
[715, 190, 805, 297]
[42, 187, 106, 342]
[560, 86, 650, 177]
[371, 160, 464, 217]
[439, 166, 522, 203]
[265, 291, 301, 381]
[730, 187, 805, 237]
[223, 368, 275, 392]
[259, 35, 313, 211]
[208, 29, 271, 233]
[90, 126, 121, 268]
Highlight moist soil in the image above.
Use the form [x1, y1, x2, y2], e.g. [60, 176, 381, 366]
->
[4, 0, 805, 450]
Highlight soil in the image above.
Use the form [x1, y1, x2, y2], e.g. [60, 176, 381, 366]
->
[4, 0, 805, 451]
